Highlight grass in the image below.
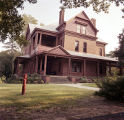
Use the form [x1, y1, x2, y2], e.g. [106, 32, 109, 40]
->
[0, 84, 93, 111]
[82, 83, 98, 88]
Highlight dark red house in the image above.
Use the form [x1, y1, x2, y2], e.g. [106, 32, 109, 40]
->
[14, 9, 117, 80]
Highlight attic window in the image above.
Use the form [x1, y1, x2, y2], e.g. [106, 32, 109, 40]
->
[82, 26, 86, 34]
[77, 24, 81, 33]
[77, 24, 86, 34]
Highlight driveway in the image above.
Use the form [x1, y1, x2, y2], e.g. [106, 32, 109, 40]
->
[59, 83, 99, 91]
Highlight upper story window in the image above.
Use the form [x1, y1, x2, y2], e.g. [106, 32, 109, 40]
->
[99, 48, 102, 56]
[75, 41, 79, 52]
[83, 42, 87, 53]
[77, 24, 86, 34]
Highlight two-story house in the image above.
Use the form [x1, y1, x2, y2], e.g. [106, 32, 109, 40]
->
[14, 9, 117, 79]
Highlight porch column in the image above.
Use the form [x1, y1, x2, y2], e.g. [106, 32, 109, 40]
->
[97, 61, 100, 77]
[83, 59, 86, 76]
[68, 58, 71, 76]
[56, 36, 58, 46]
[28, 61, 30, 73]
[40, 56, 43, 74]
[35, 56, 38, 73]
[109, 62, 112, 75]
[44, 54, 47, 75]
[35, 32, 38, 47]
[16, 58, 19, 75]
[40, 33, 42, 45]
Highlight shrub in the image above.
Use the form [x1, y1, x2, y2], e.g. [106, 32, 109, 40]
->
[0, 76, 6, 84]
[27, 73, 44, 84]
[6, 74, 22, 83]
[79, 76, 88, 83]
[79, 76, 96, 83]
[95, 76, 124, 101]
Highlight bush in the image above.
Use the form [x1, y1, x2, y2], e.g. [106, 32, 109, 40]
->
[79, 76, 88, 83]
[0, 76, 6, 84]
[95, 76, 124, 101]
[79, 76, 96, 83]
[6, 74, 22, 83]
[27, 73, 44, 84]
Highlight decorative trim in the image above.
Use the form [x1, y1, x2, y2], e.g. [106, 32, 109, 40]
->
[65, 30, 97, 41]
[75, 21, 87, 26]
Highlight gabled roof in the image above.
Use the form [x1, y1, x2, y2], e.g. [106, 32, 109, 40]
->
[48, 45, 70, 56]
[75, 11, 98, 32]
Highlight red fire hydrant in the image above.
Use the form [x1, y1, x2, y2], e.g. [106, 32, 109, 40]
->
[22, 74, 27, 95]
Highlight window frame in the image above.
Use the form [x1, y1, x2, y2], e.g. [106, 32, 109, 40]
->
[75, 41, 79, 52]
[77, 24, 81, 33]
[83, 42, 87, 53]
[82, 26, 86, 34]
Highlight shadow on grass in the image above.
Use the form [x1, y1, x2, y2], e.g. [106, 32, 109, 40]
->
[0, 84, 93, 111]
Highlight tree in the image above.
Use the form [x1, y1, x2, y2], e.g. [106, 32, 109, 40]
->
[22, 14, 38, 34]
[0, 0, 37, 42]
[114, 29, 124, 75]
[0, 50, 21, 78]
[3, 39, 20, 75]
[60, 0, 124, 13]
[106, 51, 115, 58]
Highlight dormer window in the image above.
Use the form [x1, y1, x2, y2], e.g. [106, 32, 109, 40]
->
[77, 24, 86, 34]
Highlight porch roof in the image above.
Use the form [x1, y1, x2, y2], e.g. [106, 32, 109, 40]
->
[67, 50, 117, 62]
[18, 54, 31, 58]
[18, 45, 117, 62]
[29, 23, 58, 33]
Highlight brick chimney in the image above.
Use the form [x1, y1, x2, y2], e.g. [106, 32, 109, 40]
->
[91, 18, 96, 27]
[59, 7, 65, 25]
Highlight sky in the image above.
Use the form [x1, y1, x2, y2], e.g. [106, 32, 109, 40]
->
[0, 0, 124, 53]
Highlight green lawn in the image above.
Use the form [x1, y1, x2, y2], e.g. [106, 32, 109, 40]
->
[82, 83, 98, 88]
[0, 84, 93, 111]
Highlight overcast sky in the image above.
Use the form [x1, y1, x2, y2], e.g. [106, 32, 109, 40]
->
[0, 0, 124, 53]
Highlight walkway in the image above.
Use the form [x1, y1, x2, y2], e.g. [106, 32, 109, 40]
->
[59, 83, 99, 91]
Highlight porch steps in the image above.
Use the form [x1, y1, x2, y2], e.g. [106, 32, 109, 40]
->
[49, 76, 70, 84]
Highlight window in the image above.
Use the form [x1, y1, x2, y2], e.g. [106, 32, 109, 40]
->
[82, 26, 86, 34]
[77, 24, 81, 33]
[77, 24, 86, 34]
[99, 48, 102, 56]
[83, 42, 87, 53]
[75, 41, 79, 51]
[72, 61, 81, 72]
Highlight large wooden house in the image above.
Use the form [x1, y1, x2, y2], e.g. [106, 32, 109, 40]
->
[14, 9, 117, 79]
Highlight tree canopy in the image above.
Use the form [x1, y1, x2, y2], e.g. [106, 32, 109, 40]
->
[60, 0, 124, 12]
[0, 0, 37, 42]
[22, 14, 38, 33]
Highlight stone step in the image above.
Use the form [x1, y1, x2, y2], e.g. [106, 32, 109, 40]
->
[49, 76, 70, 84]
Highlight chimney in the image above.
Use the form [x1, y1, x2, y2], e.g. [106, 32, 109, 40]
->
[91, 18, 96, 27]
[59, 7, 65, 25]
